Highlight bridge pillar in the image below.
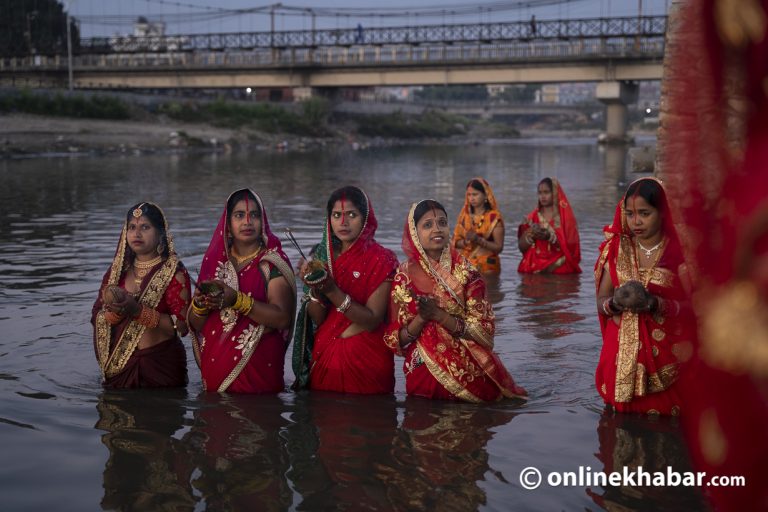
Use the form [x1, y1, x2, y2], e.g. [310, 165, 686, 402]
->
[596, 81, 638, 144]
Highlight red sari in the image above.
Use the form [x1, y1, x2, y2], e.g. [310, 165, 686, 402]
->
[518, 178, 581, 274]
[385, 201, 527, 403]
[306, 188, 399, 394]
[594, 178, 692, 416]
[191, 190, 296, 393]
[92, 204, 190, 389]
[661, 1, 768, 509]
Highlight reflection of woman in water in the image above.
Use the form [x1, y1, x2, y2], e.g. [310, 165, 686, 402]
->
[185, 393, 292, 510]
[379, 398, 518, 510]
[586, 411, 707, 510]
[518, 273, 584, 340]
[96, 390, 195, 511]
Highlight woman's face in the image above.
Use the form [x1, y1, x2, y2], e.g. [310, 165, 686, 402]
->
[625, 195, 662, 241]
[467, 187, 487, 210]
[416, 208, 450, 254]
[127, 215, 161, 258]
[330, 199, 364, 245]
[538, 183, 553, 207]
[229, 198, 262, 245]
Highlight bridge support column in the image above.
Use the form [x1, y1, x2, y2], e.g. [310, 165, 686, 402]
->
[596, 81, 638, 144]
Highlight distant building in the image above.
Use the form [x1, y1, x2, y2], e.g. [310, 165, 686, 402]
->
[134, 17, 165, 37]
[486, 84, 509, 98]
[539, 84, 560, 104]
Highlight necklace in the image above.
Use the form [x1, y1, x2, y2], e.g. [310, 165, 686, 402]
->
[232, 246, 263, 265]
[133, 255, 162, 287]
[637, 239, 664, 258]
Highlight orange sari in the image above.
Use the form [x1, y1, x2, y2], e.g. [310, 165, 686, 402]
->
[517, 178, 581, 274]
[385, 201, 527, 403]
[452, 177, 503, 274]
[594, 178, 693, 416]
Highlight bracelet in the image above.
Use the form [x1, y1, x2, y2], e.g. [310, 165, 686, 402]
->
[191, 299, 209, 316]
[136, 305, 160, 329]
[403, 324, 418, 343]
[451, 316, 467, 338]
[524, 232, 534, 245]
[601, 298, 618, 316]
[233, 291, 245, 312]
[238, 294, 255, 316]
[308, 289, 327, 308]
[104, 310, 124, 325]
[336, 294, 352, 314]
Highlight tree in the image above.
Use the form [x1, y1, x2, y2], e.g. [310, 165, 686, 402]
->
[0, 0, 79, 57]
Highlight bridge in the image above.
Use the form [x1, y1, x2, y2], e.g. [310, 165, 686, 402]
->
[0, 15, 667, 141]
[334, 100, 601, 120]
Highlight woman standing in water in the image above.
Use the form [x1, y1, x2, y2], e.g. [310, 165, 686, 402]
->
[92, 202, 191, 388]
[453, 178, 505, 275]
[189, 189, 296, 393]
[385, 199, 527, 402]
[518, 177, 581, 274]
[595, 178, 692, 415]
[292, 185, 398, 394]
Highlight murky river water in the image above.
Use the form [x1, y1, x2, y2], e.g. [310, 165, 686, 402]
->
[0, 140, 707, 511]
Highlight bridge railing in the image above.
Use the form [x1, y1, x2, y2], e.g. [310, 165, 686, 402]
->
[1, 37, 665, 72]
[72, 15, 666, 54]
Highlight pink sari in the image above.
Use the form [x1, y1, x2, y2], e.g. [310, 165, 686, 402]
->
[191, 189, 296, 393]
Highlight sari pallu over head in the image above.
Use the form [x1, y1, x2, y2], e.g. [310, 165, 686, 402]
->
[92, 203, 181, 382]
[291, 187, 398, 389]
[518, 178, 581, 273]
[453, 177, 503, 249]
[396, 200, 526, 402]
[594, 177, 691, 407]
[192, 189, 296, 393]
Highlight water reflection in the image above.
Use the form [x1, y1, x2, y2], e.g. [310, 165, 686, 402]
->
[289, 392, 399, 510]
[95, 389, 195, 511]
[517, 273, 585, 340]
[185, 393, 292, 511]
[587, 410, 708, 511]
[382, 398, 518, 511]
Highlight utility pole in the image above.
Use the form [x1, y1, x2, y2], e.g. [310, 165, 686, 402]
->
[66, 2, 74, 91]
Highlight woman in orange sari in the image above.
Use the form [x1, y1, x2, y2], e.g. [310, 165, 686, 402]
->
[517, 177, 581, 274]
[452, 178, 504, 275]
[189, 189, 296, 393]
[92, 202, 191, 388]
[292, 186, 399, 394]
[594, 178, 692, 415]
[385, 199, 527, 402]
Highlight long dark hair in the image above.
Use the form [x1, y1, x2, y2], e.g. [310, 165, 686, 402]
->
[414, 199, 447, 225]
[125, 202, 169, 259]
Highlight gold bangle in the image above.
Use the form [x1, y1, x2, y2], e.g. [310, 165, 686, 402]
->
[239, 294, 254, 315]
[191, 300, 209, 316]
[232, 291, 245, 312]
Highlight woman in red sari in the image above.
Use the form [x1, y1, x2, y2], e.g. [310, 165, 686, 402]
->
[292, 186, 398, 394]
[385, 199, 527, 402]
[452, 177, 505, 275]
[594, 178, 693, 416]
[92, 202, 191, 388]
[518, 177, 581, 274]
[189, 189, 296, 393]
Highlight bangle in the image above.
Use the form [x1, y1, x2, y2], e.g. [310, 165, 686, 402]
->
[336, 294, 352, 314]
[136, 305, 160, 329]
[451, 316, 466, 338]
[232, 291, 245, 312]
[601, 298, 618, 316]
[403, 324, 418, 343]
[524, 232, 534, 245]
[191, 299, 209, 316]
[104, 310, 124, 325]
[239, 294, 255, 316]
[308, 289, 327, 308]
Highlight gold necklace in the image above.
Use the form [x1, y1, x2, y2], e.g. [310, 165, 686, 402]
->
[133, 255, 162, 287]
[232, 246, 263, 265]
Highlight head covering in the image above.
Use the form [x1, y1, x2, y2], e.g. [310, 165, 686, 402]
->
[453, 177, 503, 253]
[93, 202, 180, 380]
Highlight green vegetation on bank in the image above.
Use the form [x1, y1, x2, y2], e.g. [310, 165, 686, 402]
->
[157, 97, 331, 136]
[0, 90, 131, 119]
[356, 110, 470, 138]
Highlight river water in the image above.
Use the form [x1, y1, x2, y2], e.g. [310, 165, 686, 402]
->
[0, 140, 707, 511]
